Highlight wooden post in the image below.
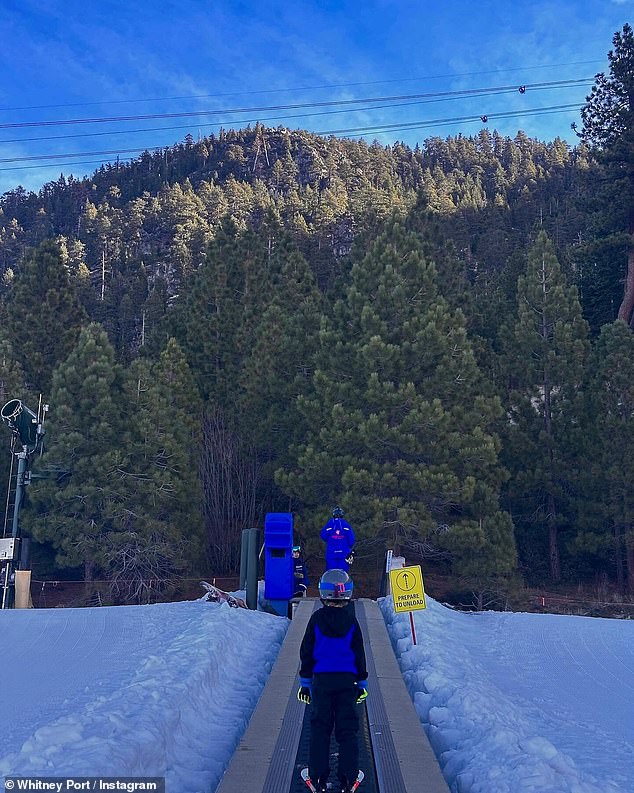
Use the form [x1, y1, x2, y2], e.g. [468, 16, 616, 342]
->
[14, 570, 32, 608]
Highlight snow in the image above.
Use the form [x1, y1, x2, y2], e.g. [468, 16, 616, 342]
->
[380, 596, 634, 793]
[0, 597, 288, 793]
[1, 592, 633, 793]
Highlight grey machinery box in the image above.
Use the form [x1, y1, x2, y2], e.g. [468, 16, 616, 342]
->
[0, 538, 19, 561]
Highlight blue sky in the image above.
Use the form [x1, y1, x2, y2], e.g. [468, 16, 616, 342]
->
[0, 0, 631, 194]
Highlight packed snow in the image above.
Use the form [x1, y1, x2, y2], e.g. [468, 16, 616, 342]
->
[0, 591, 632, 793]
[0, 597, 287, 792]
[381, 597, 634, 793]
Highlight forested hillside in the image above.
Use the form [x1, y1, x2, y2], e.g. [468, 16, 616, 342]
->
[1, 27, 633, 605]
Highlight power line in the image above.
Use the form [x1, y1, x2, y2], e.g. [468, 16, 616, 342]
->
[0, 59, 604, 113]
[0, 82, 591, 146]
[0, 103, 584, 172]
[0, 158, 129, 173]
[321, 103, 582, 137]
[0, 146, 164, 164]
[0, 78, 592, 131]
[0, 104, 583, 164]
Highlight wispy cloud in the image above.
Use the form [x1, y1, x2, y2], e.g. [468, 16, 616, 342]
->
[0, 0, 629, 194]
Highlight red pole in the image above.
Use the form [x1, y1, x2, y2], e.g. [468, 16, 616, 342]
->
[409, 611, 417, 645]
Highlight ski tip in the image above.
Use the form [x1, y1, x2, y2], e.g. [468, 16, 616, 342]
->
[300, 768, 318, 793]
[301, 768, 364, 792]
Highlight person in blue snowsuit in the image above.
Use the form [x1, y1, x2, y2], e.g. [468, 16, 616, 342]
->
[292, 544, 310, 597]
[297, 568, 368, 793]
[320, 506, 355, 572]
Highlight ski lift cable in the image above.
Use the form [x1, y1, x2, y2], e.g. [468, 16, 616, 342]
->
[0, 83, 591, 146]
[0, 58, 604, 113]
[0, 78, 593, 131]
[0, 104, 583, 164]
[0, 104, 584, 172]
[319, 103, 582, 136]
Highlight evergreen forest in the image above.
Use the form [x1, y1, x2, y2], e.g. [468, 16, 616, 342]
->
[1, 25, 634, 607]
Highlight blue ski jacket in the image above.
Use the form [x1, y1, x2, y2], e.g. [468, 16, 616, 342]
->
[293, 557, 309, 588]
[320, 518, 355, 571]
[299, 602, 367, 680]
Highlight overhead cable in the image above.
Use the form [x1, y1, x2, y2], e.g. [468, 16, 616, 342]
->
[0, 104, 583, 170]
[0, 59, 604, 113]
[0, 83, 591, 146]
[0, 78, 593, 131]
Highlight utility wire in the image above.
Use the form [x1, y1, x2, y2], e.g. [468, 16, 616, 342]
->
[0, 104, 584, 171]
[0, 78, 592, 131]
[322, 103, 582, 137]
[0, 82, 591, 146]
[0, 58, 604, 113]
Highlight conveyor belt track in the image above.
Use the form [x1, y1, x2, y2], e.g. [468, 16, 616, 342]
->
[215, 599, 450, 793]
[289, 697, 378, 793]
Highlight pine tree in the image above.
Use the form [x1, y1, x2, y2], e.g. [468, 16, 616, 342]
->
[25, 323, 123, 584]
[110, 339, 205, 600]
[0, 333, 28, 411]
[169, 223, 282, 566]
[2, 240, 87, 394]
[278, 219, 516, 584]
[588, 320, 634, 594]
[0, 334, 30, 526]
[580, 24, 634, 326]
[238, 235, 322, 502]
[172, 221, 271, 408]
[502, 231, 589, 583]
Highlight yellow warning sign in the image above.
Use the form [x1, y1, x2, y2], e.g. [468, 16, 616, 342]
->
[390, 565, 427, 613]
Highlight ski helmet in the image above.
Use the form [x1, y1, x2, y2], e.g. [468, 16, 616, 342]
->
[318, 568, 353, 601]
[292, 545, 301, 554]
[332, 505, 345, 519]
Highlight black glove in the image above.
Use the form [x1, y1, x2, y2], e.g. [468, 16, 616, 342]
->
[345, 549, 355, 565]
[297, 677, 312, 704]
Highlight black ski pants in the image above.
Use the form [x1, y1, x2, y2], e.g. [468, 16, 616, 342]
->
[309, 672, 359, 786]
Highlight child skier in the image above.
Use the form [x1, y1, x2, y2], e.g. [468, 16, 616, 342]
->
[292, 544, 310, 598]
[297, 568, 368, 793]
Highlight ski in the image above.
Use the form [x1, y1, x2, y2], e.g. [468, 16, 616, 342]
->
[350, 771, 365, 793]
[349, 770, 364, 792]
[300, 768, 364, 792]
[300, 768, 318, 793]
[200, 580, 246, 608]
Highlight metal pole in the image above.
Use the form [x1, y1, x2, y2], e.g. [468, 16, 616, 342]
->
[1, 448, 27, 609]
[380, 549, 393, 598]
[11, 449, 27, 538]
[409, 611, 417, 645]
[1, 565, 10, 610]
[19, 537, 30, 570]
[239, 529, 249, 590]
[246, 528, 260, 610]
